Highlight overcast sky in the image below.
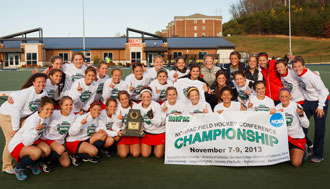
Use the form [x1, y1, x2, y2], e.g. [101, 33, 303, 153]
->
[0, 0, 238, 37]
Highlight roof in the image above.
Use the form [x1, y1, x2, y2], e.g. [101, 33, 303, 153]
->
[174, 13, 222, 20]
[43, 37, 126, 49]
[1, 37, 234, 50]
[167, 37, 234, 49]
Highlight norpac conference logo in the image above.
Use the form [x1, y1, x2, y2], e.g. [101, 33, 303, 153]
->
[270, 113, 284, 127]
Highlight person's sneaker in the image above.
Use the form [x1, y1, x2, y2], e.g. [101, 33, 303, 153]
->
[70, 154, 82, 166]
[101, 149, 113, 158]
[82, 157, 99, 163]
[308, 144, 313, 157]
[303, 144, 309, 161]
[14, 167, 27, 181]
[40, 162, 53, 173]
[310, 157, 324, 163]
[2, 169, 15, 175]
[29, 164, 42, 175]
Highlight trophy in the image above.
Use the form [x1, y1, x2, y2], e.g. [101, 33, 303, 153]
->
[122, 109, 145, 137]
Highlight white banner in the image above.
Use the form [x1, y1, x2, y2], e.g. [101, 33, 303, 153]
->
[165, 112, 290, 166]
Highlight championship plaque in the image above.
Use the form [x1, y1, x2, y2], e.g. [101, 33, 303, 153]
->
[122, 109, 144, 137]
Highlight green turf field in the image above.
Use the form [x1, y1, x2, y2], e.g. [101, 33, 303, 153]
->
[0, 66, 329, 188]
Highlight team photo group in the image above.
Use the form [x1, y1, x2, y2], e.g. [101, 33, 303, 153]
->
[0, 50, 328, 181]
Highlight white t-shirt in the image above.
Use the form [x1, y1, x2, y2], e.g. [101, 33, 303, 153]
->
[248, 94, 275, 112]
[98, 110, 120, 137]
[67, 78, 98, 112]
[280, 69, 304, 102]
[124, 74, 151, 101]
[94, 74, 110, 102]
[134, 101, 165, 134]
[0, 86, 47, 130]
[62, 63, 87, 93]
[40, 110, 76, 144]
[45, 79, 60, 100]
[8, 112, 50, 153]
[174, 78, 206, 104]
[276, 101, 309, 139]
[102, 78, 127, 103]
[149, 79, 173, 103]
[214, 101, 241, 112]
[183, 101, 213, 114]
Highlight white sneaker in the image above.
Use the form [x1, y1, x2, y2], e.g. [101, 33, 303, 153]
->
[2, 169, 15, 175]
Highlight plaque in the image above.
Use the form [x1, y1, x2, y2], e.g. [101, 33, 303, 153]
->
[122, 109, 144, 137]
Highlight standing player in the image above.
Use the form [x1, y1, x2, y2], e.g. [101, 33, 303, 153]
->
[247, 81, 276, 113]
[0, 73, 47, 174]
[145, 55, 169, 81]
[149, 69, 173, 104]
[275, 59, 304, 104]
[62, 52, 87, 94]
[292, 57, 329, 162]
[102, 68, 127, 102]
[169, 56, 189, 82]
[125, 63, 151, 102]
[94, 61, 110, 103]
[67, 67, 98, 114]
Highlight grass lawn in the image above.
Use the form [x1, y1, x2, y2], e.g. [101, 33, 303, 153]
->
[224, 35, 330, 61]
[0, 66, 329, 188]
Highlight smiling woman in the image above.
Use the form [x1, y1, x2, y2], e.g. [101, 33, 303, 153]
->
[0, 73, 48, 174]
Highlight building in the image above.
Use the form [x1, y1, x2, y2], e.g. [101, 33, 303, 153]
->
[162, 13, 222, 38]
[0, 28, 234, 69]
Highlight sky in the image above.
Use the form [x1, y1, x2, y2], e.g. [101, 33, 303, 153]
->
[0, 0, 238, 37]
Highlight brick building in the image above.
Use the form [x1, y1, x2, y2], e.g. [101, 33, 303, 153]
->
[0, 28, 234, 69]
[162, 13, 222, 37]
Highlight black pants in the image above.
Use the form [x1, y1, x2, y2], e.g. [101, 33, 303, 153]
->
[302, 99, 329, 158]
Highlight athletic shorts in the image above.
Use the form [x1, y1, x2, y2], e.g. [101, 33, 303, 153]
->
[141, 133, 165, 146]
[288, 136, 306, 151]
[117, 136, 141, 145]
[10, 143, 25, 162]
[66, 140, 87, 155]
[39, 139, 56, 146]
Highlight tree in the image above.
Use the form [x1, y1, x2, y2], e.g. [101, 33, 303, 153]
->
[324, 21, 330, 38]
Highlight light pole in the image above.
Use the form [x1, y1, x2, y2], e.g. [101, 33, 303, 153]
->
[82, 0, 86, 57]
[289, 0, 292, 56]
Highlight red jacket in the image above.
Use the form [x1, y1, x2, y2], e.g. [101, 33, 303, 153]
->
[261, 60, 283, 101]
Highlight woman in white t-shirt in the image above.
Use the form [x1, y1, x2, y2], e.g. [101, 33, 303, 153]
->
[184, 87, 212, 114]
[247, 81, 276, 113]
[214, 86, 243, 114]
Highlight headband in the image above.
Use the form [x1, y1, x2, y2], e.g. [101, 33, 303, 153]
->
[279, 88, 291, 94]
[140, 89, 152, 96]
[186, 87, 199, 98]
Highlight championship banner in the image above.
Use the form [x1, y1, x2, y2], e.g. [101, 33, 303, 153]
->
[165, 112, 290, 166]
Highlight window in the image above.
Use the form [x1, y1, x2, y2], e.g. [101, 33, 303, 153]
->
[202, 19, 205, 24]
[26, 53, 37, 66]
[85, 52, 91, 62]
[103, 52, 113, 61]
[194, 26, 197, 31]
[194, 33, 197, 37]
[202, 26, 205, 30]
[194, 19, 197, 24]
[15, 55, 19, 65]
[198, 52, 207, 60]
[59, 53, 68, 62]
[131, 52, 141, 63]
[173, 52, 182, 59]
